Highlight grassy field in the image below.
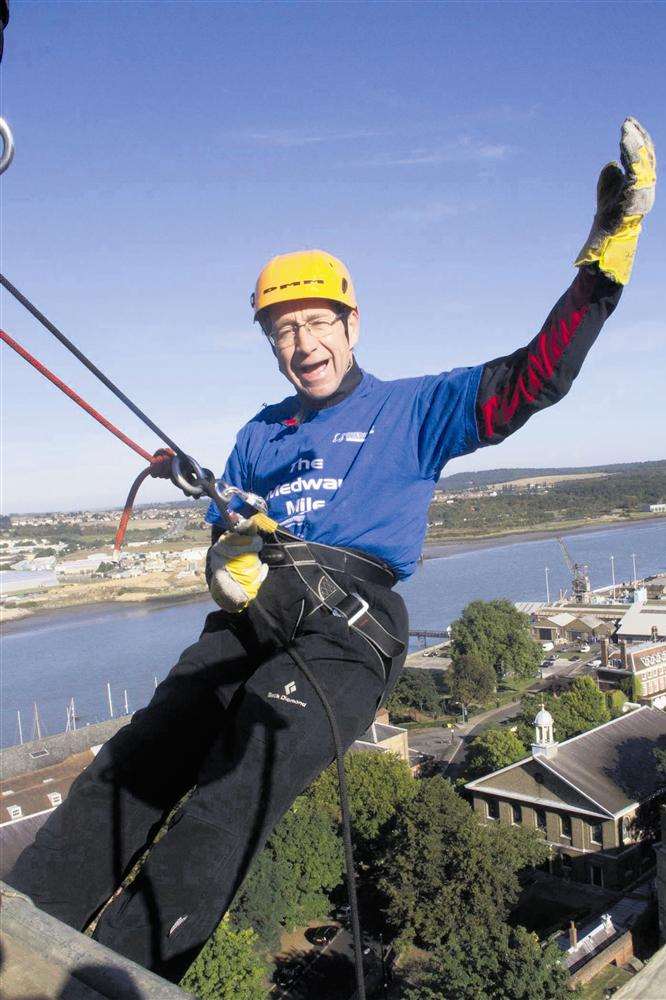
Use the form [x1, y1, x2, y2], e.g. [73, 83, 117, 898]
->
[579, 964, 633, 999]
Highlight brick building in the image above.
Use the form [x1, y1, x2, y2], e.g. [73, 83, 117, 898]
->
[597, 637, 666, 709]
[465, 707, 666, 890]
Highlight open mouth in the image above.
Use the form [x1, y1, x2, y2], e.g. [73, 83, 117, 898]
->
[298, 359, 329, 385]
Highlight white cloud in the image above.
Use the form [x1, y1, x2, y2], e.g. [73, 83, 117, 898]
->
[240, 128, 389, 148]
[358, 136, 512, 168]
[389, 200, 468, 224]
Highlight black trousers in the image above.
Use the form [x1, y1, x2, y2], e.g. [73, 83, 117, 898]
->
[6, 563, 408, 983]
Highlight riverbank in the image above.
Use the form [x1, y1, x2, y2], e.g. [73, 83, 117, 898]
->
[0, 571, 209, 629]
[2, 514, 664, 627]
[423, 513, 665, 560]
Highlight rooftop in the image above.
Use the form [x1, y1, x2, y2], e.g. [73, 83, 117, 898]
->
[541, 709, 666, 815]
[617, 603, 666, 638]
[467, 707, 666, 817]
[0, 716, 131, 780]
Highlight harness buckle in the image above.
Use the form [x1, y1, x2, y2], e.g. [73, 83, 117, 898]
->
[346, 594, 370, 627]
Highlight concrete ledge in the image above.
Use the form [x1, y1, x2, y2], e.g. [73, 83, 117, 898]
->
[614, 942, 666, 999]
[0, 882, 193, 999]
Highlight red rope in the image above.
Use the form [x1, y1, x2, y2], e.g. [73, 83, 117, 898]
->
[1, 327, 154, 462]
[113, 449, 175, 553]
[1, 327, 180, 552]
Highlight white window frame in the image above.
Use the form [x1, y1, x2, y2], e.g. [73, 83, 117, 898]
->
[590, 822, 604, 846]
[7, 804, 22, 820]
[47, 792, 62, 807]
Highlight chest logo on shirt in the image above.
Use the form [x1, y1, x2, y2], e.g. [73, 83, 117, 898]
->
[332, 428, 375, 443]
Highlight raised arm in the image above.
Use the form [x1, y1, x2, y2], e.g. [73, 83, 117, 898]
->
[476, 265, 620, 444]
[477, 117, 656, 446]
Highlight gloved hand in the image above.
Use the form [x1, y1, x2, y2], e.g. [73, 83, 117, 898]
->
[575, 117, 656, 285]
[207, 523, 268, 613]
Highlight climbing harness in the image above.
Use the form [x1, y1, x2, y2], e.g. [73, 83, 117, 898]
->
[0, 273, 407, 999]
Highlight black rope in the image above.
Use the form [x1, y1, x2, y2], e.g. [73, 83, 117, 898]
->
[1, 266, 367, 993]
[0, 273, 187, 458]
[254, 601, 367, 1000]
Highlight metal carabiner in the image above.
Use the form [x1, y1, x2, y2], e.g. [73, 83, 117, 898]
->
[170, 452, 215, 498]
[0, 118, 15, 176]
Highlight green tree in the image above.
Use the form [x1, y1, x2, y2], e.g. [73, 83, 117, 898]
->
[606, 688, 628, 717]
[656, 746, 666, 778]
[231, 851, 286, 952]
[233, 794, 343, 950]
[400, 923, 569, 1000]
[517, 678, 610, 746]
[309, 750, 415, 866]
[385, 669, 443, 718]
[450, 600, 541, 681]
[448, 654, 496, 717]
[621, 673, 644, 701]
[555, 677, 610, 737]
[465, 728, 527, 780]
[180, 917, 268, 999]
[381, 777, 547, 949]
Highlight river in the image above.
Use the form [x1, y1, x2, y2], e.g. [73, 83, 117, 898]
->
[1, 519, 664, 748]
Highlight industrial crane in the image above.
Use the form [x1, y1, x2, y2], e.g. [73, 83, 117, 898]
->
[556, 537, 591, 603]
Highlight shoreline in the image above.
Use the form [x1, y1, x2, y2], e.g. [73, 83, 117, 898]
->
[422, 514, 665, 560]
[1, 589, 213, 635]
[2, 515, 664, 633]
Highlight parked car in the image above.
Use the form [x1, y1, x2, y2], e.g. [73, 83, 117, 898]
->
[274, 965, 298, 988]
[306, 925, 340, 946]
[578, 643, 591, 653]
[542, 657, 556, 667]
[541, 641, 555, 652]
[588, 658, 602, 668]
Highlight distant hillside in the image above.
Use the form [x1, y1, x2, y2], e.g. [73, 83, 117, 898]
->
[439, 460, 666, 491]
[428, 461, 666, 540]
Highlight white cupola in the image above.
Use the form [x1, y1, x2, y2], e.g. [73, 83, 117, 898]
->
[532, 704, 557, 758]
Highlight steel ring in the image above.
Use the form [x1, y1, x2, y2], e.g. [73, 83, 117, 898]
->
[0, 118, 15, 176]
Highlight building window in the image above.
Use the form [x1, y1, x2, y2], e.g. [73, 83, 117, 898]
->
[535, 809, 547, 833]
[486, 799, 500, 821]
[512, 803, 522, 825]
[47, 792, 62, 807]
[7, 805, 22, 820]
[620, 816, 635, 845]
[590, 822, 603, 845]
[560, 815, 572, 840]
[589, 863, 604, 888]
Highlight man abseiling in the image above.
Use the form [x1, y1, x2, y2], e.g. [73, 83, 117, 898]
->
[6, 117, 656, 983]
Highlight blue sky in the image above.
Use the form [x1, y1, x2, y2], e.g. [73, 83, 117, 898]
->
[1, 1, 664, 513]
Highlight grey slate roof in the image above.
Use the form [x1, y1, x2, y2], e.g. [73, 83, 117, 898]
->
[0, 715, 131, 779]
[537, 707, 666, 815]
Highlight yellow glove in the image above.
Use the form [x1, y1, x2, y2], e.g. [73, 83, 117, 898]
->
[207, 525, 268, 613]
[575, 117, 656, 285]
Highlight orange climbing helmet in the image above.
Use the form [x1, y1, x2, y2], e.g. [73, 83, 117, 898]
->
[251, 249, 357, 319]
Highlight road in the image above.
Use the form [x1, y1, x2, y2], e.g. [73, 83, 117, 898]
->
[407, 652, 597, 777]
[276, 925, 382, 1000]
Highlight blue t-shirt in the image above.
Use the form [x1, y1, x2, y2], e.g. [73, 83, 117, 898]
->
[206, 367, 482, 580]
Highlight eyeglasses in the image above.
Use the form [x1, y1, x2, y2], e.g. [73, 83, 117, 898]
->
[266, 312, 344, 350]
